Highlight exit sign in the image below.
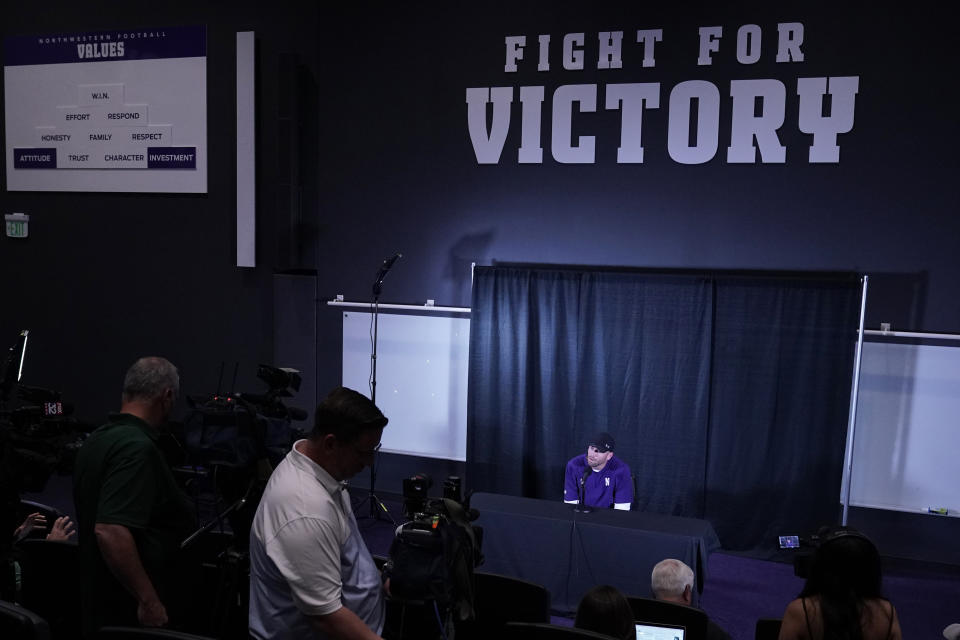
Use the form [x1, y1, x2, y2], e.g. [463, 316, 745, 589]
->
[4, 213, 29, 238]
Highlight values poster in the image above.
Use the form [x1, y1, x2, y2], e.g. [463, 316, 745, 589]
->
[4, 25, 207, 193]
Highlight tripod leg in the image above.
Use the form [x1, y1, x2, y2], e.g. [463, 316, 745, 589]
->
[371, 492, 396, 524]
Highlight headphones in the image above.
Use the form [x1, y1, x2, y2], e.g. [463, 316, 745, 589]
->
[816, 526, 877, 552]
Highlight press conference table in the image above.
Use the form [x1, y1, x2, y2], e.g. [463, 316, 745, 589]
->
[471, 492, 721, 613]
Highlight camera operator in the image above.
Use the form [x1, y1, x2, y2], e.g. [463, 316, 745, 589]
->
[73, 357, 194, 637]
[249, 386, 388, 640]
[778, 527, 901, 640]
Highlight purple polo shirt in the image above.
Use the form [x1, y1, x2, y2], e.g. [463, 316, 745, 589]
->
[563, 454, 633, 508]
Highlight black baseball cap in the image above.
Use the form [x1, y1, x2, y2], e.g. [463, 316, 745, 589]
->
[588, 432, 615, 452]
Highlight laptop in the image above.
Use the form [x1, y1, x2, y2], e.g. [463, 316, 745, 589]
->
[635, 620, 686, 640]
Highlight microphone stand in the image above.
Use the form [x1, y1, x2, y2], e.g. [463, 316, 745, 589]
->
[575, 469, 592, 514]
[358, 255, 400, 523]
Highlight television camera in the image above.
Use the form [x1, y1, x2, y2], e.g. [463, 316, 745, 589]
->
[778, 525, 874, 578]
[1, 330, 89, 600]
[176, 363, 308, 637]
[385, 472, 483, 636]
[183, 363, 307, 472]
[1, 330, 88, 490]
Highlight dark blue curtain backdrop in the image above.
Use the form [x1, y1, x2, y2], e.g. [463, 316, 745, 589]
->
[467, 267, 860, 552]
[703, 278, 861, 551]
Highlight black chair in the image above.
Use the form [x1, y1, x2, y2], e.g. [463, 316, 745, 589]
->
[17, 539, 81, 640]
[475, 571, 551, 623]
[97, 627, 217, 639]
[0, 599, 51, 640]
[755, 617, 782, 640]
[455, 572, 551, 640]
[626, 596, 708, 640]
[505, 622, 618, 639]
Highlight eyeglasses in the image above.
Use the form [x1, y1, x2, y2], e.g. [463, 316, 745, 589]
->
[354, 441, 382, 456]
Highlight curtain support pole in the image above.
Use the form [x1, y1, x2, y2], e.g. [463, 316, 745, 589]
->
[841, 275, 869, 526]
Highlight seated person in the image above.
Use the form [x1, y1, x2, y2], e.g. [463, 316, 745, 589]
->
[574, 584, 634, 640]
[563, 432, 632, 510]
[651, 558, 731, 640]
[778, 527, 901, 640]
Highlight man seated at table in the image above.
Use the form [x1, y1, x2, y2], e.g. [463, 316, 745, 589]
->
[652, 558, 732, 640]
[563, 432, 633, 510]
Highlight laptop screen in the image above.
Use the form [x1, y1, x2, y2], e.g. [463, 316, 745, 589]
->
[635, 621, 685, 640]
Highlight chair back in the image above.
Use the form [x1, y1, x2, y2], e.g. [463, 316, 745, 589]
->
[96, 626, 217, 639]
[755, 617, 782, 640]
[0, 599, 51, 640]
[626, 596, 708, 640]
[505, 622, 619, 639]
[17, 539, 81, 640]
[455, 572, 550, 640]
[475, 571, 550, 623]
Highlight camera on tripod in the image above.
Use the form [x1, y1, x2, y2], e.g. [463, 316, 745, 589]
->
[402, 474, 464, 518]
[388, 473, 483, 626]
[1, 330, 87, 494]
[778, 526, 874, 578]
[183, 363, 307, 471]
[179, 362, 308, 557]
[177, 363, 308, 638]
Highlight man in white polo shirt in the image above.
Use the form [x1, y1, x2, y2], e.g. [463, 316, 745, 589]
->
[249, 387, 388, 640]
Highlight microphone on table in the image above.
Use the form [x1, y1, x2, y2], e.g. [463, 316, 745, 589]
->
[576, 468, 592, 514]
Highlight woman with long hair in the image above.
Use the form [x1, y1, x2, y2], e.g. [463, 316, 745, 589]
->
[574, 584, 635, 640]
[778, 528, 902, 640]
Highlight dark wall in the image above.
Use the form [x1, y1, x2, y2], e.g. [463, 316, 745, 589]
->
[1, 1, 319, 421]
[312, 3, 959, 401]
[4, 2, 955, 417]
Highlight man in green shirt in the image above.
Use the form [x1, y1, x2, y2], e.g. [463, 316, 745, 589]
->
[74, 356, 194, 637]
